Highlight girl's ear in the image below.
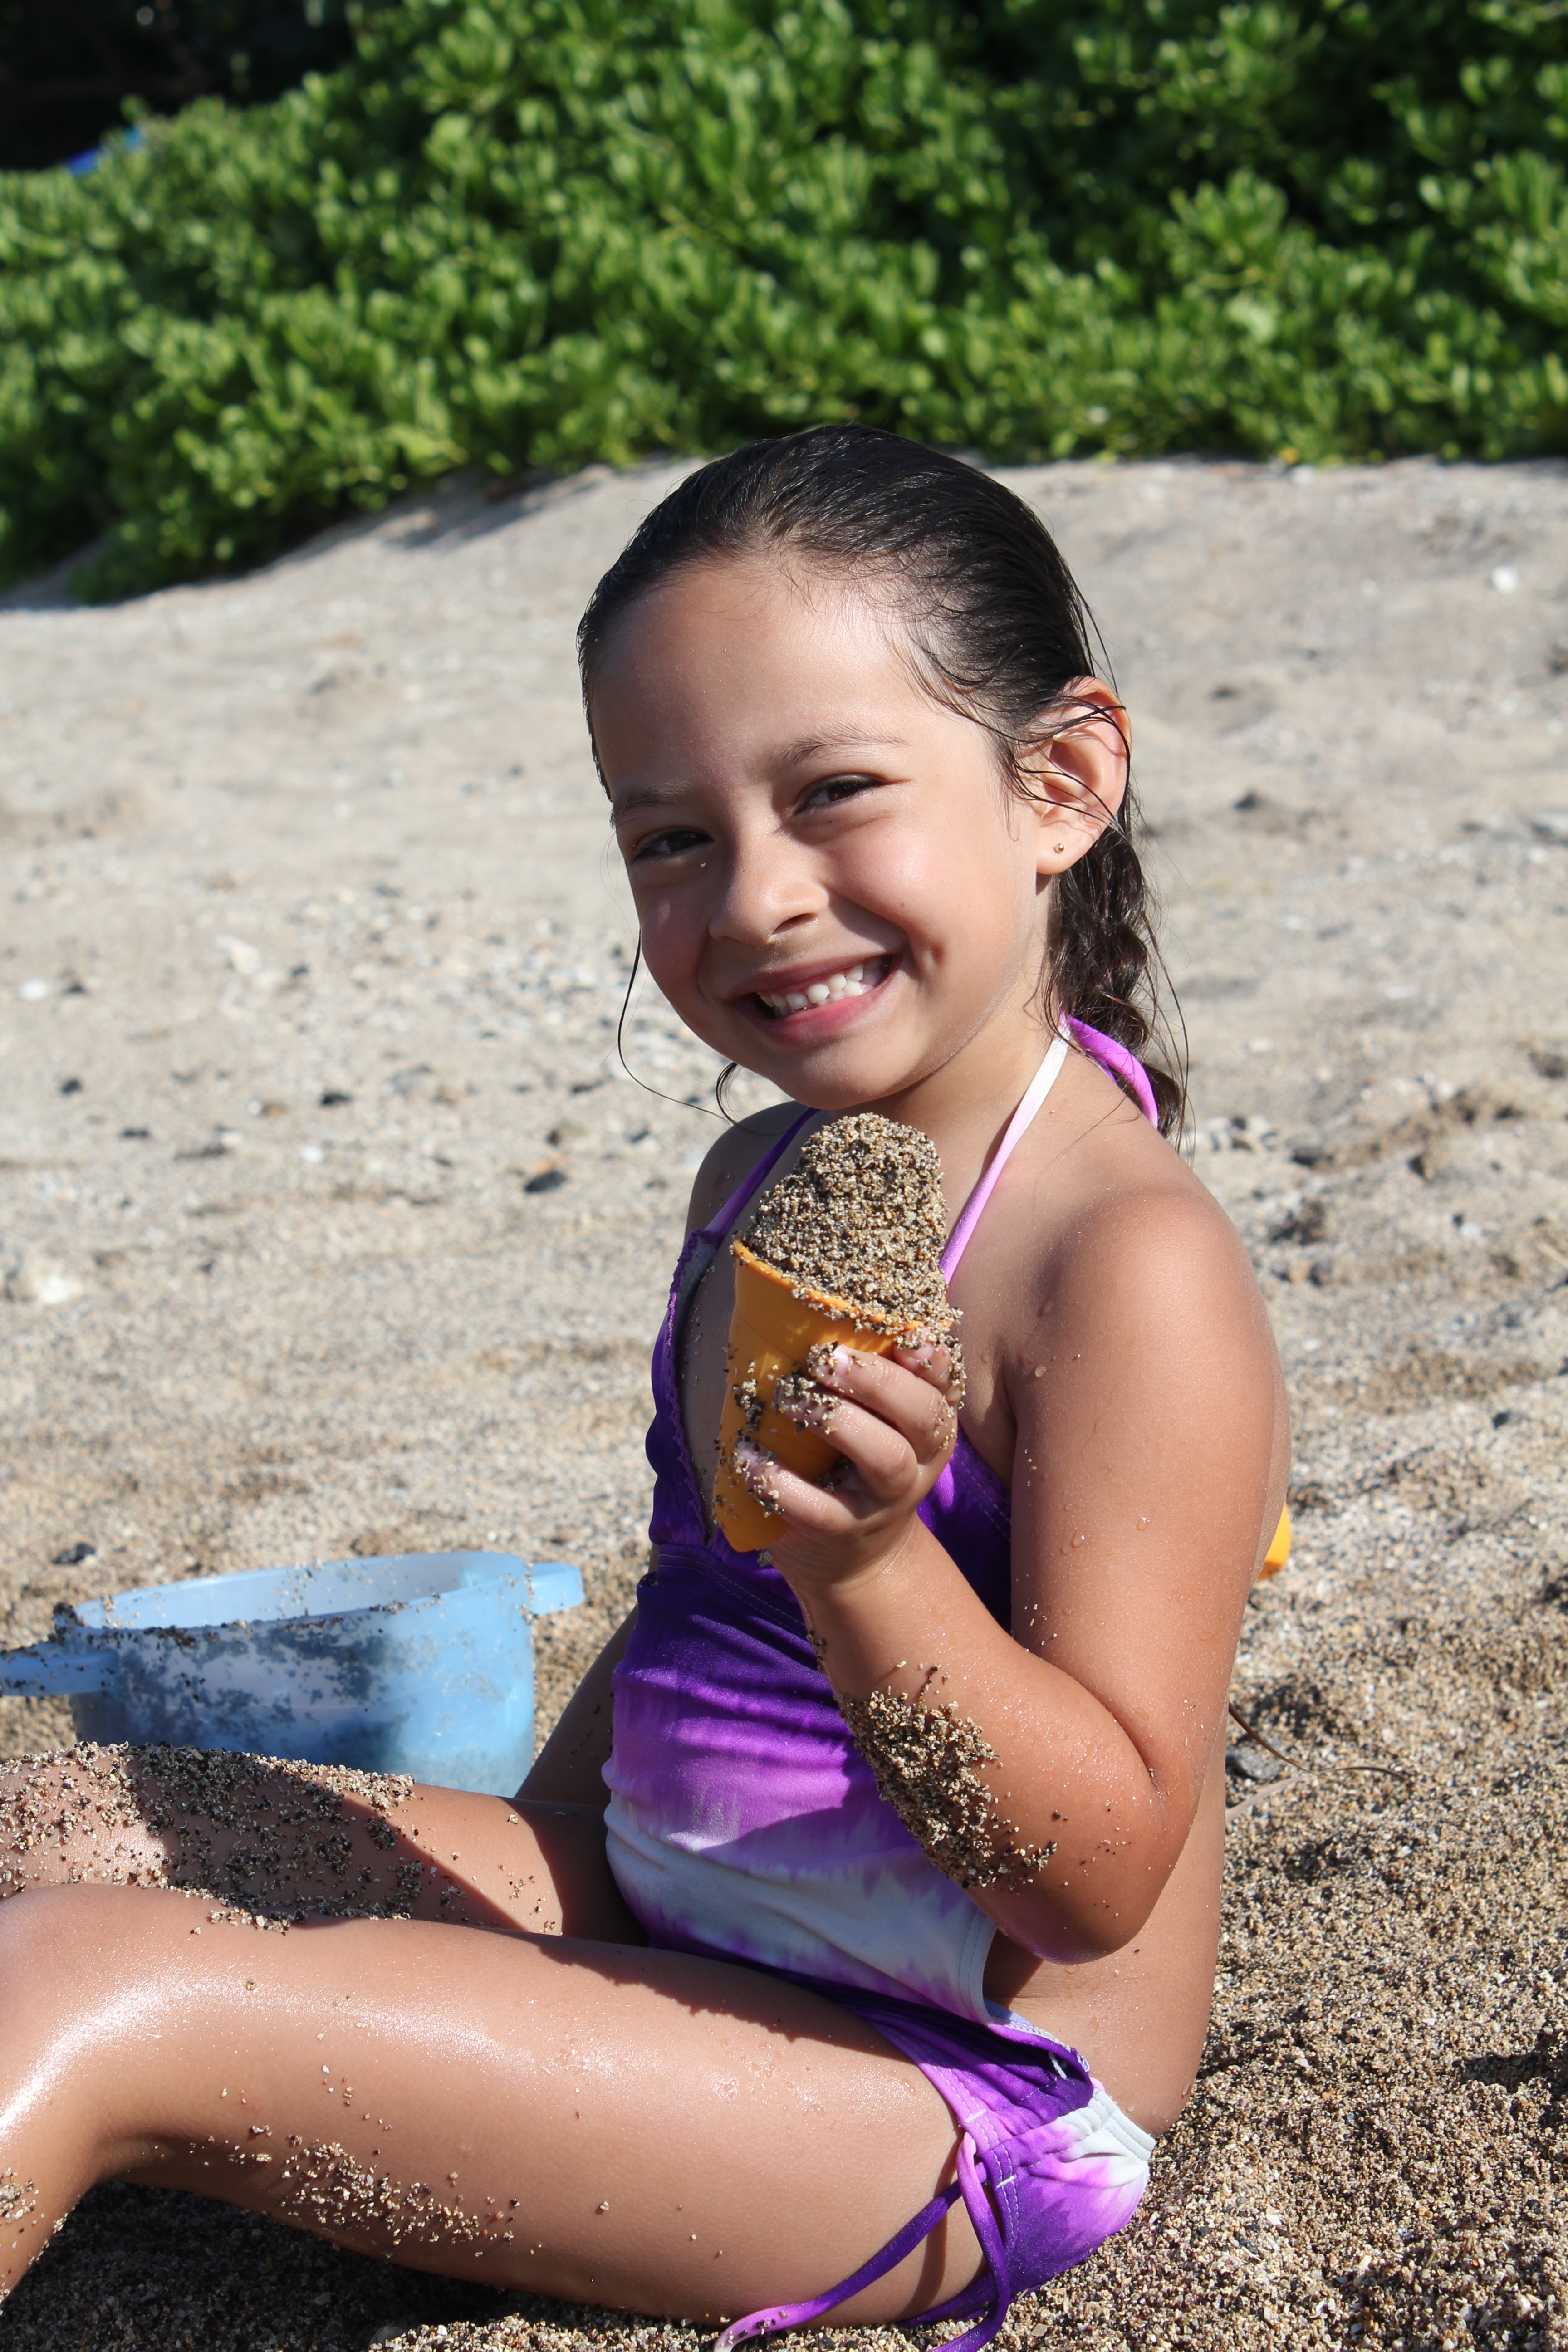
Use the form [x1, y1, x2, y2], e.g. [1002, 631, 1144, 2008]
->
[1020, 681, 1130, 878]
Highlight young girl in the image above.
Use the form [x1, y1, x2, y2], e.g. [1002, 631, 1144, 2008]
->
[0, 429, 1286, 2346]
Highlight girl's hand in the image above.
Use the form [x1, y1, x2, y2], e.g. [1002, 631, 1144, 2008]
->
[733, 1340, 964, 1589]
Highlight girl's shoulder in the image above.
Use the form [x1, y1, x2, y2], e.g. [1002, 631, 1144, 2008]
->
[955, 1067, 1287, 1583]
[1010, 1076, 1258, 1324]
[956, 1061, 1278, 1424]
[684, 1099, 809, 1236]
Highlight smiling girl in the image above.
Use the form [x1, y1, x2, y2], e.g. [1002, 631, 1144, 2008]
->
[0, 430, 1286, 2345]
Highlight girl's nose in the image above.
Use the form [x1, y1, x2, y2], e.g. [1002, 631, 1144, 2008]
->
[709, 833, 820, 946]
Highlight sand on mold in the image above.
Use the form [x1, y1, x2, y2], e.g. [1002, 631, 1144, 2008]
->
[741, 1112, 956, 1333]
[1, 454, 1566, 2350]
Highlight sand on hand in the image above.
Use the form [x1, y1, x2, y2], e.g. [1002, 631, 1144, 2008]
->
[712, 1113, 957, 1551]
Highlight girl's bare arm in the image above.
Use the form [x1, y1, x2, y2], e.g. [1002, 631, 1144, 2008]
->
[762, 1186, 1286, 1965]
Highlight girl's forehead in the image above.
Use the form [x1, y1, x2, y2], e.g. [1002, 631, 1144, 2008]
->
[599, 552, 897, 668]
[590, 557, 941, 769]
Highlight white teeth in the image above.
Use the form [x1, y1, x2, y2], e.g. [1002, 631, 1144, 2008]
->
[761, 959, 881, 1014]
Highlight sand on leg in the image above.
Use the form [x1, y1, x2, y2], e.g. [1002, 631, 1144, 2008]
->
[0, 1882, 981, 2326]
[0, 1744, 639, 1939]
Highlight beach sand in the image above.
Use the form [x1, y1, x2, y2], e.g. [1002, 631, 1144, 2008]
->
[1, 455, 1564, 2349]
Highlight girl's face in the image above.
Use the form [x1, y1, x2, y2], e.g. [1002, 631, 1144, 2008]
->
[593, 558, 1099, 1112]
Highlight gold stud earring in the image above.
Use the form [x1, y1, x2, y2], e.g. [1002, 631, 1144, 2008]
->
[1053, 839, 1066, 854]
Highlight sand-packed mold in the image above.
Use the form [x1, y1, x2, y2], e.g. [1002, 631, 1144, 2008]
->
[2, 456, 1566, 2348]
[714, 1113, 956, 1548]
[741, 1112, 953, 1333]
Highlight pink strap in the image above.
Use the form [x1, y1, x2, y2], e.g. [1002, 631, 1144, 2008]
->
[941, 1035, 1070, 1281]
[1062, 1015, 1160, 1127]
[702, 1109, 815, 1241]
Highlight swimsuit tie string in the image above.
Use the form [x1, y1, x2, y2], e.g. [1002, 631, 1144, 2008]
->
[713, 2133, 1011, 2352]
[711, 2179, 963, 2352]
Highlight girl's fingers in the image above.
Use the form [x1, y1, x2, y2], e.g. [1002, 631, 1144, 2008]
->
[804, 1345, 958, 1462]
[733, 1442, 870, 1538]
[896, 1338, 967, 1411]
[746, 1348, 961, 1545]
[773, 1386, 950, 1504]
[891, 1338, 960, 1393]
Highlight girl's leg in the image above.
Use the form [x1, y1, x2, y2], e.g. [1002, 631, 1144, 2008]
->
[0, 1744, 637, 1940]
[0, 1883, 980, 2326]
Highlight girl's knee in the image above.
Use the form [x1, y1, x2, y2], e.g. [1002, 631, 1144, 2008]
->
[0, 1885, 199, 2180]
[1, 1746, 179, 1905]
[2, 1748, 106, 1891]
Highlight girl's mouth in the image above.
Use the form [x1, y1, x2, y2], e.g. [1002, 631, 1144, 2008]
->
[751, 955, 894, 1021]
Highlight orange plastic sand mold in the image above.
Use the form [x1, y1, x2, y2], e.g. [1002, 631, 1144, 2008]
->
[713, 1237, 1298, 1578]
[712, 1240, 926, 1553]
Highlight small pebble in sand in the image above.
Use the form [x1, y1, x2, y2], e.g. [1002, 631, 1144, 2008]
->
[4, 1254, 85, 1308]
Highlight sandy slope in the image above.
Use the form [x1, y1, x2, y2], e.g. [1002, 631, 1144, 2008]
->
[1, 455, 1565, 2351]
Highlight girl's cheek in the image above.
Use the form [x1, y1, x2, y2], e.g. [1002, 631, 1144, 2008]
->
[836, 833, 959, 928]
[640, 928, 725, 1040]
[636, 896, 697, 970]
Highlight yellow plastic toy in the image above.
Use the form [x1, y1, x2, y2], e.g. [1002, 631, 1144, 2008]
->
[1259, 1503, 1292, 1580]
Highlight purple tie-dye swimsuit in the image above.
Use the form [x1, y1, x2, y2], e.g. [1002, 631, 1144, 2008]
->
[604, 1028, 1156, 2349]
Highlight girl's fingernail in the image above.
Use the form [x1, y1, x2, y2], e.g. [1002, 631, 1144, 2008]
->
[775, 1373, 835, 1428]
[733, 1440, 781, 1502]
[808, 1342, 853, 1383]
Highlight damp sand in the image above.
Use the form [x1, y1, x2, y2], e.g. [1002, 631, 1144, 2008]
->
[0, 1744, 446, 1927]
[742, 1114, 955, 1336]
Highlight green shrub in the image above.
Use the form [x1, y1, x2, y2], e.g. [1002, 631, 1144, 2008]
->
[2, 0, 1565, 599]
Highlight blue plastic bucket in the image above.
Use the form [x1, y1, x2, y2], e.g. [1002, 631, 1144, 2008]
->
[0, 1551, 582, 1797]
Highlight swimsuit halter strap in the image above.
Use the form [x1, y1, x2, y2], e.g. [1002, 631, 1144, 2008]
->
[939, 1019, 1161, 1282]
[1061, 1013, 1161, 1127]
[700, 1107, 816, 1242]
[940, 1033, 1070, 1282]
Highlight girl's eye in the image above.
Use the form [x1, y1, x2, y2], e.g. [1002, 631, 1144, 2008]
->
[804, 773, 879, 811]
[627, 826, 708, 865]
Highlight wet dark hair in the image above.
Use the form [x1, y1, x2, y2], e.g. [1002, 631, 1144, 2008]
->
[579, 426, 1185, 1136]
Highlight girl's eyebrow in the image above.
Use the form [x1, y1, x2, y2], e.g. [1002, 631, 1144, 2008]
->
[610, 730, 907, 823]
[777, 727, 907, 765]
[609, 781, 690, 822]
